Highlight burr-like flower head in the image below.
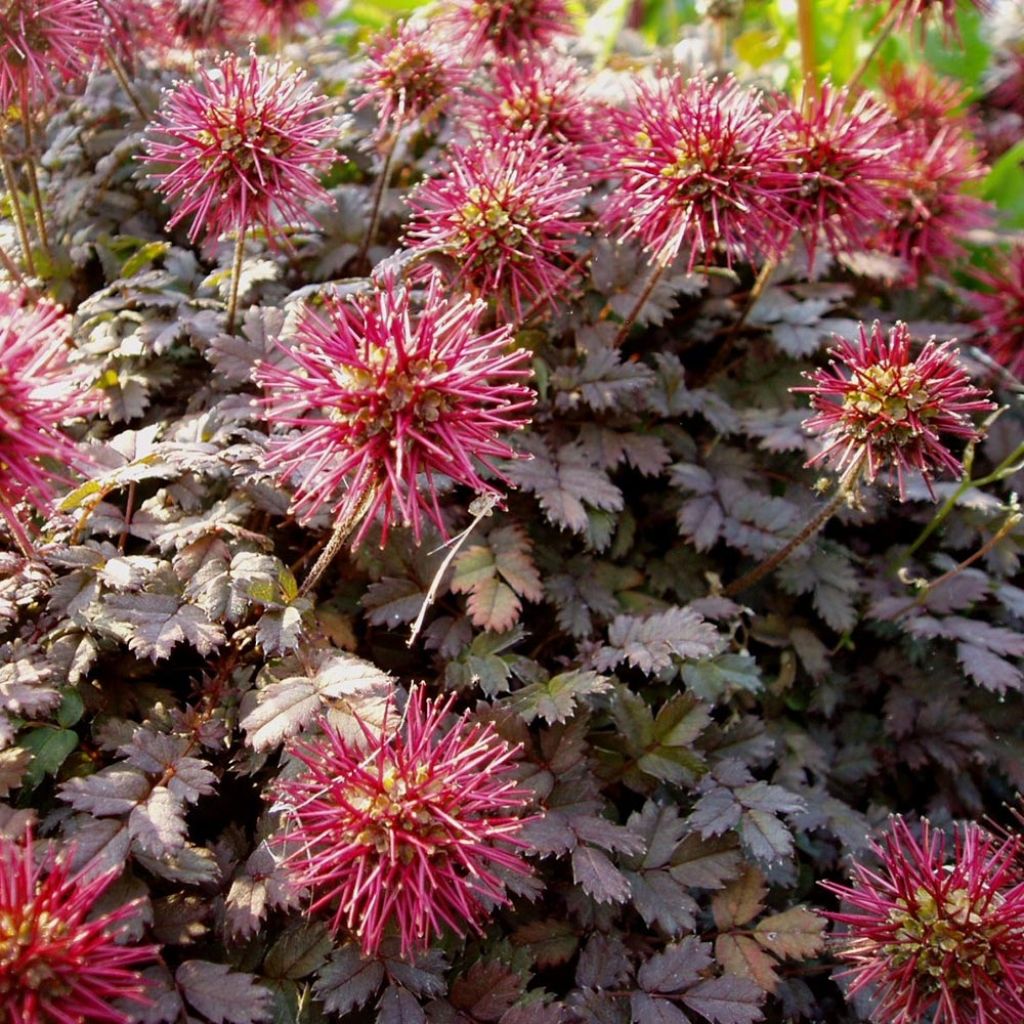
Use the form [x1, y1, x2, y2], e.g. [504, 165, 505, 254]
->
[256, 270, 535, 544]
[274, 687, 533, 959]
[860, 0, 989, 37]
[972, 245, 1024, 379]
[822, 817, 1024, 1024]
[600, 73, 798, 270]
[0, 0, 103, 112]
[780, 83, 899, 265]
[0, 291, 97, 522]
[0, 830, 157, 1023]
[405, 136, 588, 322]
[880, 65, 969, 136]
[796, 321, 994, 499]
[465, 55, 608, 168]
[226, 0, 321, 41]
[442, 0, 573, 57]
[877, 124, 990, 285]
[142, 51, 337, 251]
[354, 21, 469, 141]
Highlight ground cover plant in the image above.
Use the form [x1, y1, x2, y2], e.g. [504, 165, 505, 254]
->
[1, 0, 1024, 1021]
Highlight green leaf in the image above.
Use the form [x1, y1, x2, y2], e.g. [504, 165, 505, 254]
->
[55, 689, 85, 729]
[20, 727, 79, 788]
[981, 141, 1024, 229]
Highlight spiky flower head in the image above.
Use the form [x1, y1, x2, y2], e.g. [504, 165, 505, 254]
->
[464, 55, 608, 169]
[442, 0, 573, 57]
[822, 817, 1024, 1024]
[0, 829, 157, 1023]
[880, 65, 969, 135]
[142, 51, 337, 252]
[0, 0, 103, 113]
[796, 321, 993, 499]
[405, 136, 588, 323]
[0, 291, 97, 539]
[876, 124, 990, 285]
[600, 73, 798, 270]
[226, 0, 322, 41]
[859, 0, 989, 36]
[256, 270, 535, 545]
[273, 686, 533, 959]
[354, 21, 469, 143]
[780, 83, 899, 266]
[972, 246, 1024, 379]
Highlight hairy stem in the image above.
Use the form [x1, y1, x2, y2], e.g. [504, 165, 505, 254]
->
[845, 6, 899, 97]
[723, 462, 862, 598]
[613, 262, 668, 347]
[299, 485, 379, 597]
[1, 155, 35, 275]
[356, 131, 399, 267]
[22, 117, 52, 262]
[226, 230, 247, 334]
[104, 42, 149, 119]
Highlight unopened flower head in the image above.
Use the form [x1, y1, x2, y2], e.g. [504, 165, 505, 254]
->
[877, 124, 991, 285]
[822, 817, 1024, 1024]
[405, 136, 588, 322]
[0, 0, 103, 113]
[781, 83, 899, 266]
[274, 687, 533, 958]
[354, 21, 468, 142]
[0, 829, 157, 1023]
[0, 291, 97, 520]
[465, 56, 608, 169]
[143, 52, 337, 251]
[601, 73, 798, 270]
[256, 270, 535, 544]
[796, 321, 994, 499]
[972, 245, 1024, 379]
[442, 0, 573, 57]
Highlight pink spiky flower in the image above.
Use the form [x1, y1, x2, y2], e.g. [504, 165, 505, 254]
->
[142, 51, 337, 252]
[256, 270, 535, 544]
[822, 817, 1024, 1024]
[405, 136, 588, 322]
[442, 0, 573, 57]
[971, 246, 1024, 379]
[225, 0, 322, 42]
[859, 0, 989, 36]
[795, 321, 993, 499]
[880, 65, 969, 135]
[0, 291, 97, 551]
[0, 829, 158, 1023]
[600, 73, 799, 270]
[875, 124, 990, 285]
[273, 687, 534, 959]
[464, 56, 608, 170]
[780, 83, 899, 266]
[354, 21, 469, 143]
[0, 0, 103, 113]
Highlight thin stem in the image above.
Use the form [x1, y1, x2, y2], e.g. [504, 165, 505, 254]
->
[729, 256, 778, 337]
[103, 42, 149, 119]
[914, 511, 1022, 604]
[796, 0, 817, 98]
[845, 6, 900, 97]
[298, 485, 379, 597]
[612, 262, 668, 347]
[22, 117, 52, 261]
[226, 230, 247, 334]
[905, 439, 1024, 559]
[0, 501, 35, 560]
[0, 242, 28, 288]
[711, 17, 727, 72]
[356, 131, 399, 267]
[723, 463, 862, 598]
[1, 155, 35, 275]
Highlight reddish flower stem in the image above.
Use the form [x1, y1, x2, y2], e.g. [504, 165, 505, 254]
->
[22, 116, 52, 263]
[356, 128, 399, 267]
[226, 229, 247, 334]
[612, 262, 667, 347]
[299, 482, 379, 596]
[0, 500, 36, 560]
[103, 41, 149, 119]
